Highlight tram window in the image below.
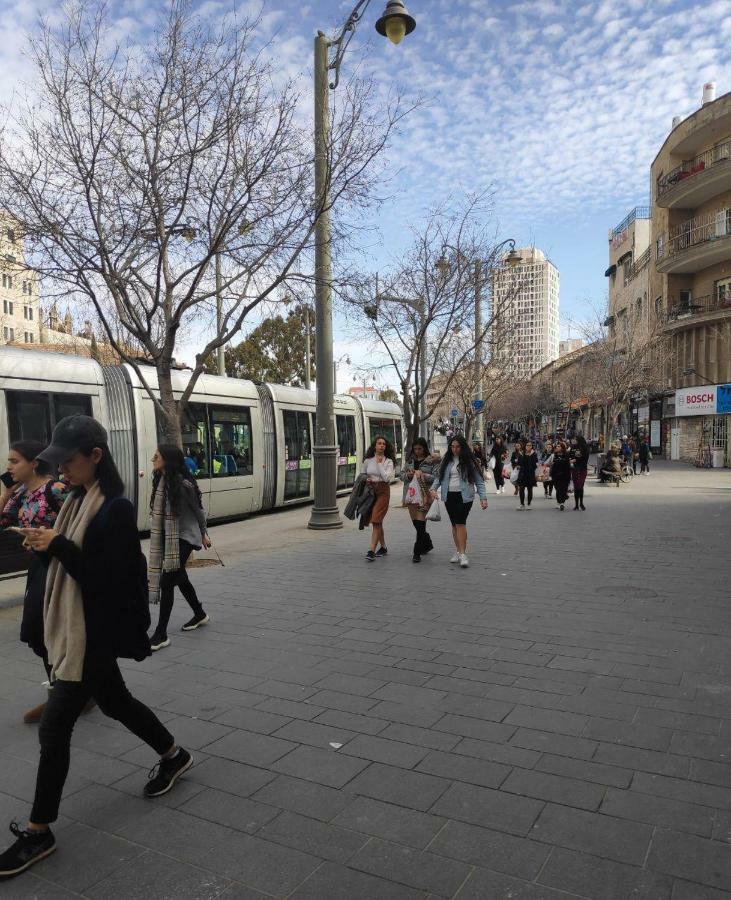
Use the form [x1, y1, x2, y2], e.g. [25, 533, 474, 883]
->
[369, 418, 396, 451]
[53, 393, 93, 423]
[210, 406, 253, 477]
[180, 403, 209, 478]
[7, 391, 52, 443]
[7, 390, 92, 444]
[283, 409, 312, 499]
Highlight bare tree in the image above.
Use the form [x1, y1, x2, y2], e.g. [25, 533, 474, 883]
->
[343, 198, 522, 451]
[0, 1, 410, 442]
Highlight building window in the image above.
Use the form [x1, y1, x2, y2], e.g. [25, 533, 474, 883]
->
[24, 331, 34, 343]
[3, 300, 13, 315]
[654, 296, 662, 318]
[3, 327, 15, 341]
[716, 277, 731, 306]
[22, 280, 31, 295]
[23, 305, 33, 320]
[6, 229, 15, 244]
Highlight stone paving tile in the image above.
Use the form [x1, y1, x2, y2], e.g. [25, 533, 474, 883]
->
[348, 837, 472, 897]
[347, 762, 452, 812]
[270, 744, 371, 788]
[537, 847, 673, 899]
[250, 774, 353, 821]
[670, 880, 731, 900]
[646, 828, 731, 891]
[535, 752, 632, 788]
[600, 786, 715, 837]
[178, 787, 281, 833]
[428, 819, 550, 880]
[432, 781, 545, 836]
[453, 868, 576, 899]
[84, 849, 231, 899]
[258, 810, 369, 863]
[202, 730, 297, 768]
[288, 861, 427, 899]
[501, 768, 607, 811]
[312, 708, 389, 736]
[509, 727, 599, 760]
[332, 796, 446, 849]
[341, 733, 431, 769]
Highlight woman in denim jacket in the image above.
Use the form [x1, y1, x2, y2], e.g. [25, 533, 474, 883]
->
[430, 436, 487, 569]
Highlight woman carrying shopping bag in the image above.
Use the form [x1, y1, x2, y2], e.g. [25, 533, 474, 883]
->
[430, 436, 487, 569]
[362, 435, 396, 561]
[401, 438, 439, 563]
[551, 441, 572, 511]
[489, 436, 508, 494]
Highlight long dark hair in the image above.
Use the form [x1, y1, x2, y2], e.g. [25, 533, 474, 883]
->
[151, 444, 203, 515]
[365, 434, 396, 464]
[409, 437, 430, 461]
[10, 440, 52, 477]
[440, 435, 478, 485]
[74, 441, 125, 499]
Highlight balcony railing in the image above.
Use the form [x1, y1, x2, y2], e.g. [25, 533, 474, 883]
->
[624, 247, 650, 285]
[657, 139, 731, 198]
[656, 207, 731, 260]
[611, 206, 651, 240]
[664, 293, 731, 322]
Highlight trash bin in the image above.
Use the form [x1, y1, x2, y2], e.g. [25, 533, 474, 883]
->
[711, 447, 725, 468]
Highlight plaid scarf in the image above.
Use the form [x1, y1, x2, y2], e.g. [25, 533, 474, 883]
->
[148, 474, 180, 605]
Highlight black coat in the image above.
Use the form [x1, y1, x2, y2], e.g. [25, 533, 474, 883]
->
[516, 452, 538, 487]
[551, 455, 572, 485]
[638, 443, 650, 461]
[47, 496, 151, 663]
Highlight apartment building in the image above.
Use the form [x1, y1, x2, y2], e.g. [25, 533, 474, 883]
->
[650, 83, 731, 463]
[492, 247, 560, 381]
[0, 219, 40, 346]
[559, 338, 583, 357]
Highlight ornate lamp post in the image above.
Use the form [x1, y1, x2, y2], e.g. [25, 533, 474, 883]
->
[309, 0, 417, 529]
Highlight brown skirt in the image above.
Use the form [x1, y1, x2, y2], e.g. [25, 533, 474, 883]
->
[369, 482, 391, 525]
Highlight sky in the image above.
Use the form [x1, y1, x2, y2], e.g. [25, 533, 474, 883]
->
[2, 0, 730, 391]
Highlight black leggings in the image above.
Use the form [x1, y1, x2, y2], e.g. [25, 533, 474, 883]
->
[554, 479, 570, 504]
[519, 485, 533, 506]
[543, 480, 553, 496]
[155, 541, 204, 636]
[31, 656, 174, 824]
[492, 465, 504, 489]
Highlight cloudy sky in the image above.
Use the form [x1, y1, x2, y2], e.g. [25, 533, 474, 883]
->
[2, 0, 730, 390]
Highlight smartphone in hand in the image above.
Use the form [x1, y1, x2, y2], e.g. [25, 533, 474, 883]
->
[0, 472, 16, 489]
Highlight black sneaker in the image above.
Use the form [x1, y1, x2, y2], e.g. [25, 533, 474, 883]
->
[182, 612, 209, 631]
[375, 547, 388, 557]
[365, 551, 376, 561]
[144, 748, 193, 798]
[412, 553, 421, 563]
[150, 632, 170, 651]
[0, 823, 56, 878]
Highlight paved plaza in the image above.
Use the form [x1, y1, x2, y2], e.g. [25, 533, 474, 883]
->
[0, 460, 730, 899]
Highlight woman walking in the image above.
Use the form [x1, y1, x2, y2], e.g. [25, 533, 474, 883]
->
[362, 435, 395, 561]
[510, 438, 526, 496]
[430, 436, 487, 569]
[638, 437, 651, 475]
[540, 441, 554, 499]
[569, 435, 589, 511]
[0, 442, 68, 724]
[149, 445, 211, 651]
[472, 441, 487, 475]
[401, 438, 438, 563]
[515, 440, 538, 510]
[489, 436, 507, 494]
[0, 415, 192, 879]
[551, 441, 572, 511]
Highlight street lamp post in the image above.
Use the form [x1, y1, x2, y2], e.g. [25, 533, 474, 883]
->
[309, 0, 417, 530]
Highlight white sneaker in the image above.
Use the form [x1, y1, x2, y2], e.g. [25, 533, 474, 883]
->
[459, 554, 469, 568]
[450, 553, 460, 564]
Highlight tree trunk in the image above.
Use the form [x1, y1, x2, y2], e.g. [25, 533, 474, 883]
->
[158, 366, 183, 447]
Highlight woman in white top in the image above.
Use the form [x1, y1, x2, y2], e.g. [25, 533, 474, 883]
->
[361, 435, 395, 561]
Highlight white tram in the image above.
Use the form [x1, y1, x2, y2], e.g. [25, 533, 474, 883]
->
[0, 348, 404, 534]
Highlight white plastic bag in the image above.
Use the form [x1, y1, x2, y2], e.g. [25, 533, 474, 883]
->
[510, 466, 520, 484]
[405, 478, 424, 506]
[426, 499, 442, 522]
[488, 456, 496, 471]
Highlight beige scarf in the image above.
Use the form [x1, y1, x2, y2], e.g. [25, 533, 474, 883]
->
[44, 481, 105, 682]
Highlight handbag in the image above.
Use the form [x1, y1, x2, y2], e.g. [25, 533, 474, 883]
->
[405, 478, 424, 506]
[509, 466, 520, 484]
[488, 456, 496, 471]
[648, 450, 653, 460]
[425, 499, 442, 522]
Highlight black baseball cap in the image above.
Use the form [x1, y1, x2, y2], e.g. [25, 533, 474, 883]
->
[37, 415, 108, 466]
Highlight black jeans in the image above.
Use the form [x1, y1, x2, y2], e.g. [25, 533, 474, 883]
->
[155, 541, 204, 636]
[492, 466, 504, 489]
[519, 485, 533, 506]
[31, 656, 174, 824]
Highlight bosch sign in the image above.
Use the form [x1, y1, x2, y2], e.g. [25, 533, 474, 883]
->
[674, 388, 718, 416]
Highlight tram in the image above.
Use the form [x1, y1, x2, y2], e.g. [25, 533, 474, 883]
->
[0, 348, 403, 570]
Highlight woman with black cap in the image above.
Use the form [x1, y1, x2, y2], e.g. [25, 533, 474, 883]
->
[0, 415, 192, 879]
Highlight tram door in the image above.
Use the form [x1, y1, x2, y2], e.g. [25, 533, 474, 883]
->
[282, 409, 313, 500]
[336, 415, 357, 489]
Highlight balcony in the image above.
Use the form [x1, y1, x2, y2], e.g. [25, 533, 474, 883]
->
[656, 208, 731, 274]
[663, 293, 731, 329]
[656, 139, 731, 209]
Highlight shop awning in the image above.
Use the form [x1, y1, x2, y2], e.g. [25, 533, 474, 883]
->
[604, 265, 616, 277]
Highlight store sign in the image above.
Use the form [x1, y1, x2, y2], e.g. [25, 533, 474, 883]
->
[675, 388, 717, 416]
[717, 384, 731, 414]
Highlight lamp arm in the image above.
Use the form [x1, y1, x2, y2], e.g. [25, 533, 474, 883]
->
[326, 0, 375, 90]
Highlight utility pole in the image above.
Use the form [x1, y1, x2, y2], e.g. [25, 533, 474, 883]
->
[304, 306, 312, 390]
[474, 259, 483, 440]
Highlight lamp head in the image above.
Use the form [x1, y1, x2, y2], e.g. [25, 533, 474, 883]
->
[375, 0, 416, 45]
[435, 255, 450, 277]
[505, 247, 522, 267]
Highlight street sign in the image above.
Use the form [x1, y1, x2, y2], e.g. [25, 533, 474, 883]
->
[450, 408, 458, 418]
[471, 399, 485, 412]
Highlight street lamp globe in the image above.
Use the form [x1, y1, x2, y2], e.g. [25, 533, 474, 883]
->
[375, 0, 417, 45]
[505, 247, 522, 267]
